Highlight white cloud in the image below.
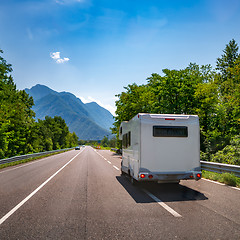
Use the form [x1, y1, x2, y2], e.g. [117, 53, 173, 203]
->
[56, 57, 70, 64]
[50, 52, 70, 64]
[79, 96, 116, 116]
[50, 52, 60, 60]
[87, 96, 98, 103]
[79, 96, 89, 103]
[104, 104, 116, 116]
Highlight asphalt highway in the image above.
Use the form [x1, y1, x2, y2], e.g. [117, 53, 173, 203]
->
[0, 146, 239, 239]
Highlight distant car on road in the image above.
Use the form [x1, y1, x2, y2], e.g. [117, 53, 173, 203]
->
[75, 146, 80, 150]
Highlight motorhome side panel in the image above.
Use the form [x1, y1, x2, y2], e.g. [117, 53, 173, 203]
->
[131, 116, 140, 179]
[140, 115, 200, 173]
[120, 116, 140, 177]
[119, 121, 128, 174]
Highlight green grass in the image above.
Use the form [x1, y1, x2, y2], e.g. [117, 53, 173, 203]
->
[0, 149, 72, 170]
[202, 170, 240, 187]
[100, 146, 112, 150]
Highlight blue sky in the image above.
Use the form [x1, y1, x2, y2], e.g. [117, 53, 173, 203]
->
[0, 0, 240, 115]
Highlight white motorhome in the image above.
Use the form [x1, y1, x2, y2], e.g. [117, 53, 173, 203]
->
[119, 113, 202, 184]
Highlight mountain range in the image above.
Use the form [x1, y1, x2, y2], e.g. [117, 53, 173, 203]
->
[25, 84, 114, 140]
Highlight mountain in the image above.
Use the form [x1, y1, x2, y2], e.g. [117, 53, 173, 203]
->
[25, 84, 114, 140]
[25, 84, 58, 101]
[85, 102, 114, 131]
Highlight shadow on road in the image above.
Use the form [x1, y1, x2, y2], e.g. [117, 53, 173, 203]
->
[109, 152, 122, 158]
[116, 175, 208, 203]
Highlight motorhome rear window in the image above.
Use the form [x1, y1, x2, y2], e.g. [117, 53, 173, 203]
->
[153, 126, 188, 137]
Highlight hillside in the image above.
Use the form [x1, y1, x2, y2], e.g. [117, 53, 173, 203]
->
[25, 84, 114, 140]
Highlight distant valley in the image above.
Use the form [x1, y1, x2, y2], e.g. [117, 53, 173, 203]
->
[25, 84, 114, 140]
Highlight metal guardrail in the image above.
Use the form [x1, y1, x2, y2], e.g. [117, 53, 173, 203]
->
[0, 148, 74, 165]
[200, 161, 240, 178]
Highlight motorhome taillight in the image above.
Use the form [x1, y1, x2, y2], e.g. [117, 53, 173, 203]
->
[140, 174, 145, 178]
[148, 175, 153, 179]
[165, 118, 175, 120]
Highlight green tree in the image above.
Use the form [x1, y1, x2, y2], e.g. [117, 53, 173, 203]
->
[213, 39, 240, 150]
[109, 136, 117, 148]
[211, 135, 240, 165]
[101, 136, 109, 147]
[39, 116, 70, 150]
[34, 119, 54, 151]
[0, 49, 12, 80]
[35, 116, 78, 151]
[148, 64, 216, 114]
[147, 64, 212, 115]
[216, 39, 239, 82]
[113, 63, 216, 151]
[66, 132, 78, 148]
[0, 49, 35, 158]
[113, 83, 153, 136]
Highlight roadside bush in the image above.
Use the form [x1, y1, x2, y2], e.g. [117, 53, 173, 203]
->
[211, 135, 240, 165]
[200, 151, 210, 161]
[202, 170, 220, 181]
[220, 172, 238, 186]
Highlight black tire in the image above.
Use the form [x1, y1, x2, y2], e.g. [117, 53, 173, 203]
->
[121, 170, 126, 176]
[130, 176, 138, 186]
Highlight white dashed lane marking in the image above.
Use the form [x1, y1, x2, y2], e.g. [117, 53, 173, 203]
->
[143, 189, 182, 218]
[113, 166, 119, 170]
[94, 150, 120, 171]
[94, 149, 182, 217]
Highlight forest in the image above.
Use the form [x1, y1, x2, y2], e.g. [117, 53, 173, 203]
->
[113, 39, 240, 165]
[0, 49, 78, 159]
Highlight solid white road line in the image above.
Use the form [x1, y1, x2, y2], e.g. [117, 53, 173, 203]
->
[202, 178, 225, 186]
[0, 150, 84, 225]
[202, 178, 240, 191]
[143, 189, 182, 218]
[231, 186, 240, 191]
[113, 165, 119, 170]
